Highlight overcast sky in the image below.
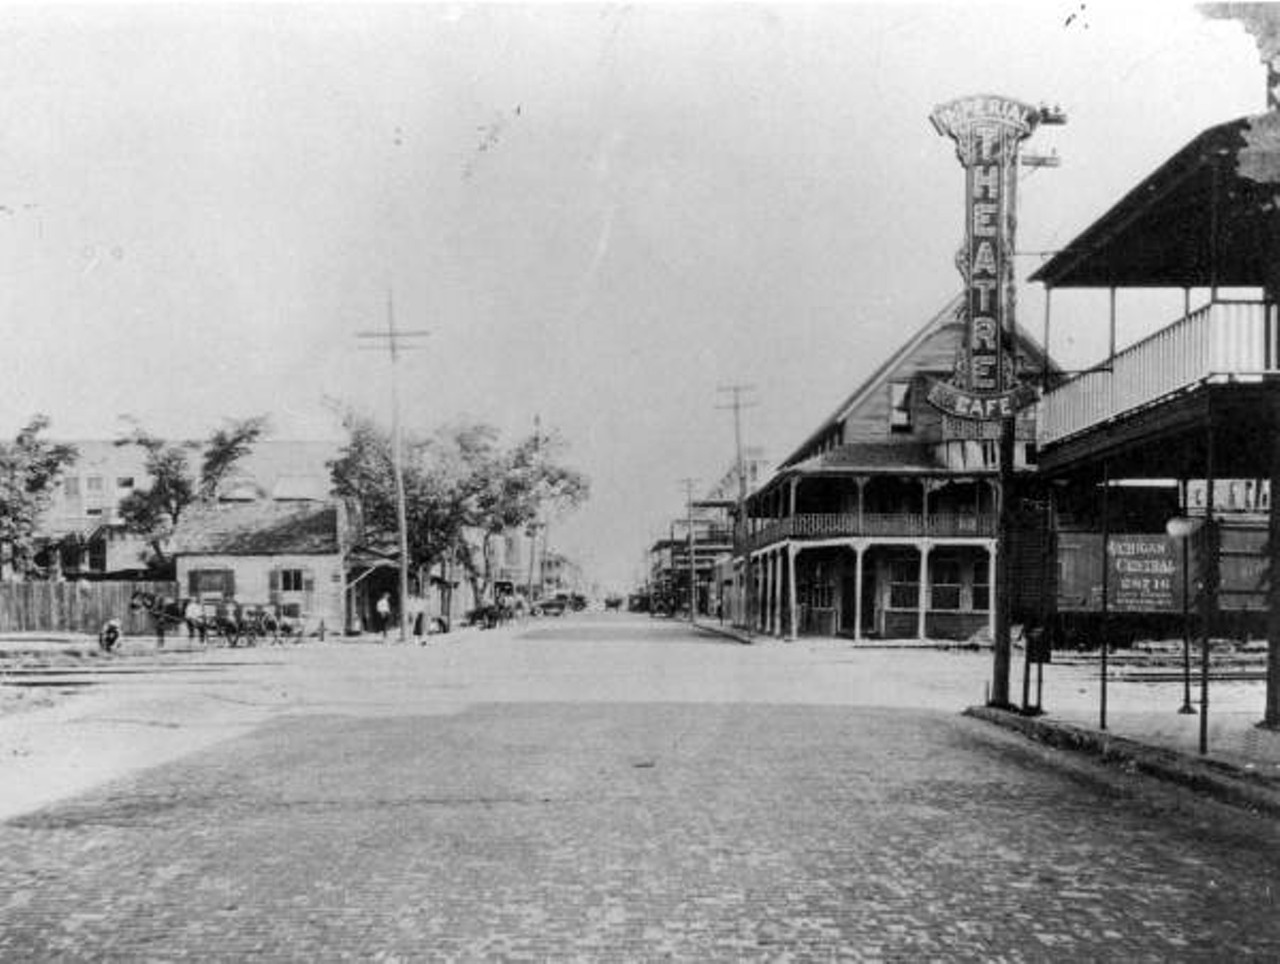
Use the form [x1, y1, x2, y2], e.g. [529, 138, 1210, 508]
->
[0, 2, 1266, 588]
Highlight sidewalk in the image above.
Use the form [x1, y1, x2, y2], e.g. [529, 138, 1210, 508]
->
[693, 617, 1280, 816]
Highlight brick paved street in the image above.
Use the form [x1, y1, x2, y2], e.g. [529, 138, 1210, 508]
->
[3, 615, 1280, 960]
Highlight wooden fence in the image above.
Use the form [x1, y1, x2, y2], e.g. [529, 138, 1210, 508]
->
[0, 581, 178, 635]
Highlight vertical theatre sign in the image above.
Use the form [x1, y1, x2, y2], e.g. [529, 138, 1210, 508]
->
[927, 94, 1041, 419]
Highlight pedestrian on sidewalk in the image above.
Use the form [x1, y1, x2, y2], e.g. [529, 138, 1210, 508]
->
[184, 598, 206, 643]
[408, 594, 426, 644]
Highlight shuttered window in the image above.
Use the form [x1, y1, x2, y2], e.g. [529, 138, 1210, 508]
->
[189, 569, 235, 599]
[270, 567, 314, 602]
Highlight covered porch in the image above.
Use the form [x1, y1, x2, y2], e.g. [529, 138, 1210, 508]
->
[1030, 109, 1280, 727]
[746, 536, 994, 642]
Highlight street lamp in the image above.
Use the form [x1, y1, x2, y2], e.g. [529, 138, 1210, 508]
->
[1165, 516, 1201, 716]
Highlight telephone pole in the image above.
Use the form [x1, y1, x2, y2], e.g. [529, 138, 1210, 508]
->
[717, 384, 758, 631]
[357, 290, 428, 642]
[526, 415, 543, 604]
[679, 477, 699, 623]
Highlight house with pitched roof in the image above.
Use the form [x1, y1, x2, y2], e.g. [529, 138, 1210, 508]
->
[38, 439, 340, 578]
[169, 500, 351, 635]
[734, 296, 1054, 641]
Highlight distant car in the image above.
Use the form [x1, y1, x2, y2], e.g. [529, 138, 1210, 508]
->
[532, 597, 568, 617]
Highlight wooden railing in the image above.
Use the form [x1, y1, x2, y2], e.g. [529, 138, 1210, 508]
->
[1038, 300, 1280, 446]
[747, 512, 996, 550]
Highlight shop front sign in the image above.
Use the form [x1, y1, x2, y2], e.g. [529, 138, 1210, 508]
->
[927, 94, 1041, 420]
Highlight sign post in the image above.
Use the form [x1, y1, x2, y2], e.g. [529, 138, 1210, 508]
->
[929, 94, 1063, 708]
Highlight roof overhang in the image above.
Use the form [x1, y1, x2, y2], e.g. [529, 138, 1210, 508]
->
[1031, 112, 1280, 290]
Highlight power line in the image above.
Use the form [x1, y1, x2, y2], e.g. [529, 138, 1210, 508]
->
[355, 290, 428, 642]
[715, 383, 758, 503]
[716, 383, 758, 632]
[679, 477, 698, 624]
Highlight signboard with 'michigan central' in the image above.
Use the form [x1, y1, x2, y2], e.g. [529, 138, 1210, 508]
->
[927, 94, 1040, 420]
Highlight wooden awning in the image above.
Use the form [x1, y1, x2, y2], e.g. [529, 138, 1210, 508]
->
[1031, 112, 1280, 290]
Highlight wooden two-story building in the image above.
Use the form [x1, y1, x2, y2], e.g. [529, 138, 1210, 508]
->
[733, 296, 1052, 641]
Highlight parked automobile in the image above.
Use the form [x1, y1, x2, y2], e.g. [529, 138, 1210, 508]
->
[532, 595, 569, 617]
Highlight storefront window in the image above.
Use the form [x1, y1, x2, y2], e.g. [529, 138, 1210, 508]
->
[889, 556, 919, 608]
[973, 559, 990, 611]
[931, 555, 962, 610]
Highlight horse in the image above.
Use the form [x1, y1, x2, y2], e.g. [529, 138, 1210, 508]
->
[129, 590, 218, 646]
[239, 604, 300, 646]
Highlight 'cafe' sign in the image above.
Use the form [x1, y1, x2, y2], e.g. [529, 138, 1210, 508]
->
[927, 94, 1042, 421]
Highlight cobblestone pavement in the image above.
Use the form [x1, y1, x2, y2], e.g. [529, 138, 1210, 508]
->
[3, 616, 1280, 960]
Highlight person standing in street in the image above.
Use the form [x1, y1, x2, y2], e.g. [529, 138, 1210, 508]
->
[184, 598, 206, 643]
[376, 592, 392, 641]
[407, 594, 427, 644]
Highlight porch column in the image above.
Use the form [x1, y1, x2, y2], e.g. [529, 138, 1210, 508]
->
[763, 552, 774, 634]
[856, 477, 867, 533]
[918, 541, 932, 641]
[853, 541, 865, 642]
[761, 552, 770, 634]
[756, 554, 766, 632]
[772, 551, 783, 636]
[787, 543, 798, 641]
[752, 555, 762, 632]
[1269, 392, 1280, 727]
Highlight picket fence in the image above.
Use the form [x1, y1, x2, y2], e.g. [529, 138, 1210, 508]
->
[0, 581, 178, 635]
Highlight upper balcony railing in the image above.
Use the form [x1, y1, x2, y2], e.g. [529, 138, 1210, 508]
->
[746, 511, 996, 551]
[1038, 300, 1280, 447]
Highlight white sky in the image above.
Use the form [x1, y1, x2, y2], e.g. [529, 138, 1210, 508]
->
[0, 2, 1265, 588]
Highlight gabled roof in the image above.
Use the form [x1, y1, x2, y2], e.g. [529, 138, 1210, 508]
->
[779, 295, 1053, 469]
[780, 297, 964, 469]
[170, 501, 341, 556]
[1031, 111, 1280, 289]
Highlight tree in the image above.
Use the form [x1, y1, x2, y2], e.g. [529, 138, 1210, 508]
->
[115, 416, 269, 564]
[329, 413, 494, 572]
[329, 411, 590, 600]
[467, 427, 589, 598]
[0, 416, 77, 580]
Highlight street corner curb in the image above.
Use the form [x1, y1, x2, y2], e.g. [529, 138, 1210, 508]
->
[963, 705, 1280, 820]
[690, 621, 757, 645]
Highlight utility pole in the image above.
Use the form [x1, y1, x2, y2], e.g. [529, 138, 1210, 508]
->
[357, 291, 428, 643]
[526, 415, 542, 605]
[717, 384, 758, 631]
[679, 478, 699, 623]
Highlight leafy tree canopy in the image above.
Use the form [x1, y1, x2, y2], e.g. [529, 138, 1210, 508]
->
[329, 410, 589, 584]
[115, 415, 269, 562]
[0, 415, 77, 578]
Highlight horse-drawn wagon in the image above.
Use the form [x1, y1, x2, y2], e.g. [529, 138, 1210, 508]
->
[128, 590, 307, 648]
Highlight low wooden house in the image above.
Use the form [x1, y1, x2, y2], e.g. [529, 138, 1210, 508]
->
[169, 500, 350, 635]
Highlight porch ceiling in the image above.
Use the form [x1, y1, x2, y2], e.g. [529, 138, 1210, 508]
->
[1036, 380, 1280, 480]
[1031, 112, 1280, 290]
